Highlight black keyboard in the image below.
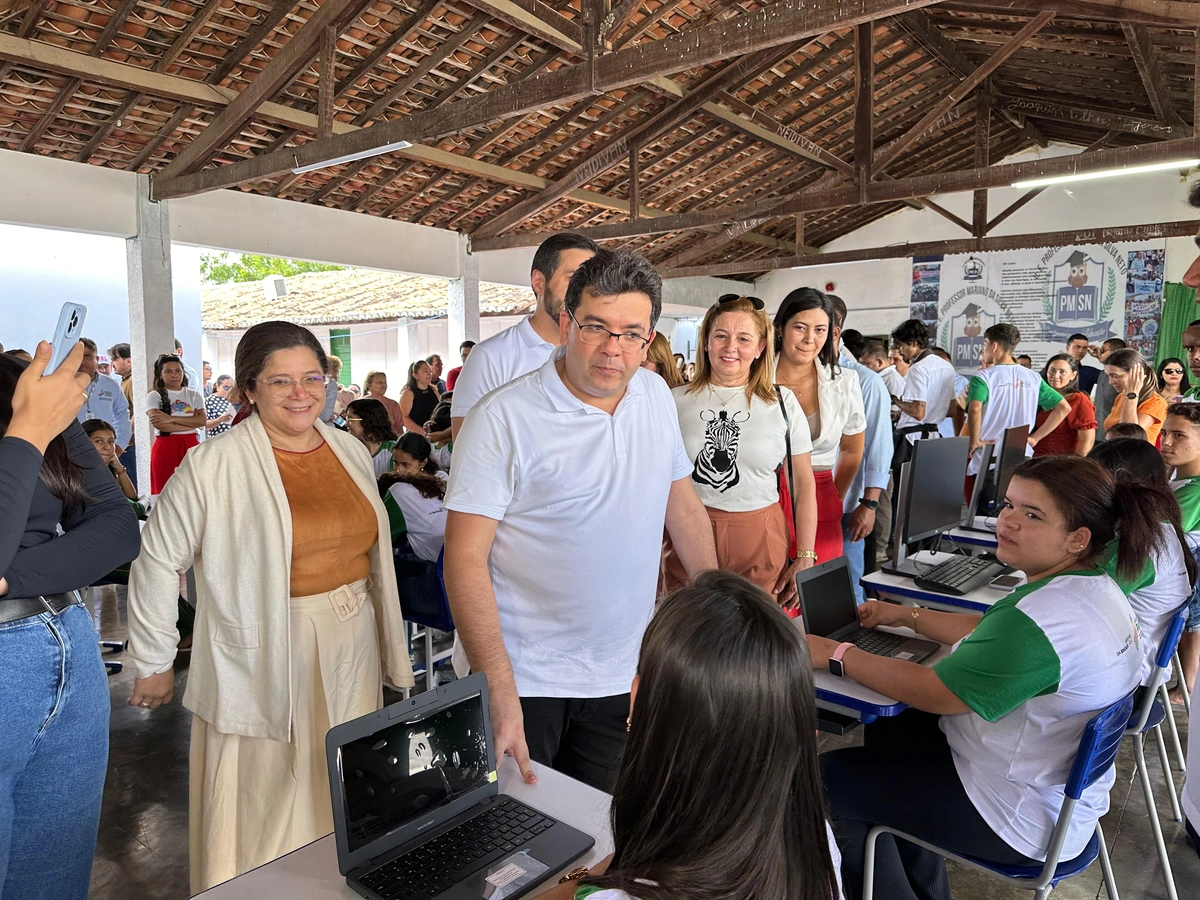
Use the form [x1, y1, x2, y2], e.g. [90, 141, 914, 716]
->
[358, 798, 554, 900]
[913, 555, 1005, 596]
[846, 628, 909, 656]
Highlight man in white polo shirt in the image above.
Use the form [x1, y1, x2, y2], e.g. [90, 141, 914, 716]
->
[450, 232, 599, 441]
[444, 249, 717, 792]
[889, 318, 956, 479]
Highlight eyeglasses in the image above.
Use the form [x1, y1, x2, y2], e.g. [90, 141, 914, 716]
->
[253, 375, 328, 398]
[1163, 368, 1185, 375]
[567, 309, 650, 351]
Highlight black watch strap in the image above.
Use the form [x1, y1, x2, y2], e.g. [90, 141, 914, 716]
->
[858, 497, 880, 510]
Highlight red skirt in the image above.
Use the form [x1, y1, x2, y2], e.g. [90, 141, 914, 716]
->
[813, 469, 844, 564]
[150, 432, 199, 494]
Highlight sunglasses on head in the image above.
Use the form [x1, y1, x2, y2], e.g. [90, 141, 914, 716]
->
[716, 294, 765, 310]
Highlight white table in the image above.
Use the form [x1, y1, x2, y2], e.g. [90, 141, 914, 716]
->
[194, 757, 613, 899]
[943, 526, 998, 553]
[862, 550, 1018, 614]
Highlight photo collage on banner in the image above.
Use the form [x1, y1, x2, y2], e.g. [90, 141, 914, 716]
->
[909, 241, 1166, 376]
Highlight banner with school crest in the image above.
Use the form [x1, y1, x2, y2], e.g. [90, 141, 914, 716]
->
[910, 241, 1166, 375]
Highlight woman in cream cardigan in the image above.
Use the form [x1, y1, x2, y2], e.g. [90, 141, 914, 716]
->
[127, 321, 414, 893]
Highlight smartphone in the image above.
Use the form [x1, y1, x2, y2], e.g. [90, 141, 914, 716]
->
[45, 302, 88, 375]
[991, 574, 1022, 589]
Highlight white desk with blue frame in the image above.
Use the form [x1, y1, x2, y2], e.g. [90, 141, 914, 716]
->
[861, 550, 1016, 614]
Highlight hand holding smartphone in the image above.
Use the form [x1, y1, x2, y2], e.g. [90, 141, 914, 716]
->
[46, 302, 88, 375]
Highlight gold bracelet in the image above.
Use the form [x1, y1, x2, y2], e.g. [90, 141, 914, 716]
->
[796, 550, 818, 561]
[911, 607, 921, 631]
[558, 867, 590, 884]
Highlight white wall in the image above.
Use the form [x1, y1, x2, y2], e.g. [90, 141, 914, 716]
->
[758, 258, 914, 336]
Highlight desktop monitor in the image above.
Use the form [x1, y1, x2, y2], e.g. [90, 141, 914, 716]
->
[902, 436, 970, 545]
[975, 425, 1030, 519]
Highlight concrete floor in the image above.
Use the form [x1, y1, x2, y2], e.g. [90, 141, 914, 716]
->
[88, 584, 1200, 900]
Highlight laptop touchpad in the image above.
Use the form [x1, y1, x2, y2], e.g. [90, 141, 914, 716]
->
[464, 849, 550, 900]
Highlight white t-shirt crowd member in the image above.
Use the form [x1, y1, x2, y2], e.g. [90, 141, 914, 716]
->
[449, 316, 555, 423]
[966, 363, 1064, 475]
[807, 364, 866, 471]
[147, 388, 205, 434]
[878, 364, 906, 398]
[672, 385, 812, 511]
[446, 349, 692, 700]
[384, 480, 447, 562]
[897, 350, 956, 437]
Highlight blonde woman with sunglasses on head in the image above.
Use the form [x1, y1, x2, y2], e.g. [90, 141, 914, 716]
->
[127, 321, 413, 894]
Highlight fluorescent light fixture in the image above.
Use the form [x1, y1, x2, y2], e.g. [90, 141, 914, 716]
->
[290, 140, 413, 175]
[1012, 158, 1200, 189]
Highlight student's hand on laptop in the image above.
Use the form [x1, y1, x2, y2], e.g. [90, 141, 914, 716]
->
[492, 685, 537, 785]
[858, 601, 903, 630]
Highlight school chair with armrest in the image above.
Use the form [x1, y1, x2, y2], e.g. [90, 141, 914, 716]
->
[862, 691, 1135, 900]
[394, 546, 454, 693]
[1121, 602, 1190, 900]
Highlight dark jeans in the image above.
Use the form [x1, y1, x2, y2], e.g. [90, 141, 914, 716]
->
[822, 711, 1036, 900]
[520, 694, 629, 793]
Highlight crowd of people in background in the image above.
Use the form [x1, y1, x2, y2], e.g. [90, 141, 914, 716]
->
[9, 186, 1200, 900]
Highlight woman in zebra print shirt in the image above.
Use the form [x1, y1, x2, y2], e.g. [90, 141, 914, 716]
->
[663, 295, 818, 609]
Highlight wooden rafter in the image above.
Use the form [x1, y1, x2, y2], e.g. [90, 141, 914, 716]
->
[951, 0, 1200, 27]
[998, 95, 1190, 138]
[972, 93, 989, 236]
[472, 136, 1200, 250]
[1122, 22, 1183, 126]
[464, 0, 582, 55]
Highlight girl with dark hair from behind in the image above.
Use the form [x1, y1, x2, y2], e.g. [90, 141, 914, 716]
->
[1089, 438, 1196, 685]
[380, 433, 447, 561]
[541, 570, 843, 900]
[1, 342, 140, 900]
[812, 455, 1150, 899]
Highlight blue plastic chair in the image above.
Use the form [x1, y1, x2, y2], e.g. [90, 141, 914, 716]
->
[862, 691, 1135, 900]
[1120, 602, 1190, 900]
[394, 546, 454, 693]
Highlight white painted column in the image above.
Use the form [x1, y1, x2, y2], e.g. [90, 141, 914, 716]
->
[125, 174, 175, 493]
[447, 234, 480, 360]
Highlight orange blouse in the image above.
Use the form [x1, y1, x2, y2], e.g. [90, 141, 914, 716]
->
[1103, 392, 1167, 443]
[273, 442, 377, 596]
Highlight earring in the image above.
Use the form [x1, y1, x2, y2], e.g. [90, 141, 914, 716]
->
[625, 716, 631, 733]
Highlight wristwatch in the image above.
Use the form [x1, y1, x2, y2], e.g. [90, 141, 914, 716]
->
[858, 497, 879, 510]
[1125, 392, 1138, 399]
[828, 641, 855, 677]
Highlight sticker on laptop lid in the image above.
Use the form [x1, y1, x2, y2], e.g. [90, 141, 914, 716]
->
[488, 770, 497, 783]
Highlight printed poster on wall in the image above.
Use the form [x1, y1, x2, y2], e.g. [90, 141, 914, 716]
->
[912, 240, 1166, 375]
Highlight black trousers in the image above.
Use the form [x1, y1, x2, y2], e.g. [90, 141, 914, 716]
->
[822, 711, 1037, 900]
[520, 694, 629, 793]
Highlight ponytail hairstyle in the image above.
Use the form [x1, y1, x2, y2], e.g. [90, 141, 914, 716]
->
[1088, 439, 1197, 588]
[379, 432, 444, 500]
[153, 354, 184, 417]
[0, 354, 90, 515]
[1105, 348, 1159, 405]
[1012, 455, 1178, 582]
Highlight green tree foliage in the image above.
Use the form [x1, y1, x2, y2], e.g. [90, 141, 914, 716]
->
[200, 252, 345, 285]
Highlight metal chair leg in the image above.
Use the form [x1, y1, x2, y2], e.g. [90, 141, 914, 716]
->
[1159, 682, 1187, 772]
[1153, 724, 1183, 823]
[1135, 734, 1179, 900]
[1175, 652, 1191, 716]
[862, 826, 880, 900]
[1096, 823, 1120, 900]
[425, 626, 435, 693]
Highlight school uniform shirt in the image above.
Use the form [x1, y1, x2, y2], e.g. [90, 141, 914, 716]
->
[78, 372, 131, 449]
[1104, 524, 1193, 683]
[1173, 475, 1200, 534]
[805, 364, 867, 471]
[672, 384, 812, 512]
[383, 481, 446, 562]
[450, 316, 555, 422]
[897, 352, 956, 435]
[1104, 393, 1168, 443]
[938, 373, 970, 438]
[445, 348, 692, 699]
[934, 570, 1142, 861]
[370, 440, 396, 478]
[146, 388, 205, 435]
[965, 364, 1063, 475]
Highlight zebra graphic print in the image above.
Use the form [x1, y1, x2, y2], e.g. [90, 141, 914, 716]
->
[692, 408, 750, 492]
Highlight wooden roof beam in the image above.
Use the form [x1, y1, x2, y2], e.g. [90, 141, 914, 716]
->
[471, 44, 800, 240]
[660, 219, 1200, 280]
[472, 135, 1200, 250]
[1122, 22, 1184, 126]
[949, 0, 1200, 27]
[160, 0, 360, 178]
[998, 94, 1190, 138]
[464, 0, 582, 56]
[152, 0, 946, 199]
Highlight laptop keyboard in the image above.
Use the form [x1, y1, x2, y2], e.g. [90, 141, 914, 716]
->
[358, 798, 555, 900]
[846, 628, 908, 656]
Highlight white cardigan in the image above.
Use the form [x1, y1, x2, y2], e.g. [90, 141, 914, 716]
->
[128, 415, 414, 742]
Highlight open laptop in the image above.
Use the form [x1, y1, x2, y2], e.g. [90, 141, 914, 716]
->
[796, 557, 939, 663]
[326, 673, 594, 900]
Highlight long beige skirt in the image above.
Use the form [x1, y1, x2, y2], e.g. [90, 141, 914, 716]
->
[189, 579, 384, 894]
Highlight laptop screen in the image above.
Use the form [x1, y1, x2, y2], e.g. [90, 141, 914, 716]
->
[336, 690, 491, 854]
[797, 560, 858, 638]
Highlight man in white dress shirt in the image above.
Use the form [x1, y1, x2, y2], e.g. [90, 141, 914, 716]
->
[889, 318, 957, 481]
[444, 249, 716, 792]
[450, 232, 599, 440]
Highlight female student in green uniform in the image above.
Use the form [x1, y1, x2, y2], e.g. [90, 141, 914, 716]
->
[811, 455, 1159, 900]
[1089, 438, 1195, 685]
[1160, 402, 1200, 702]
